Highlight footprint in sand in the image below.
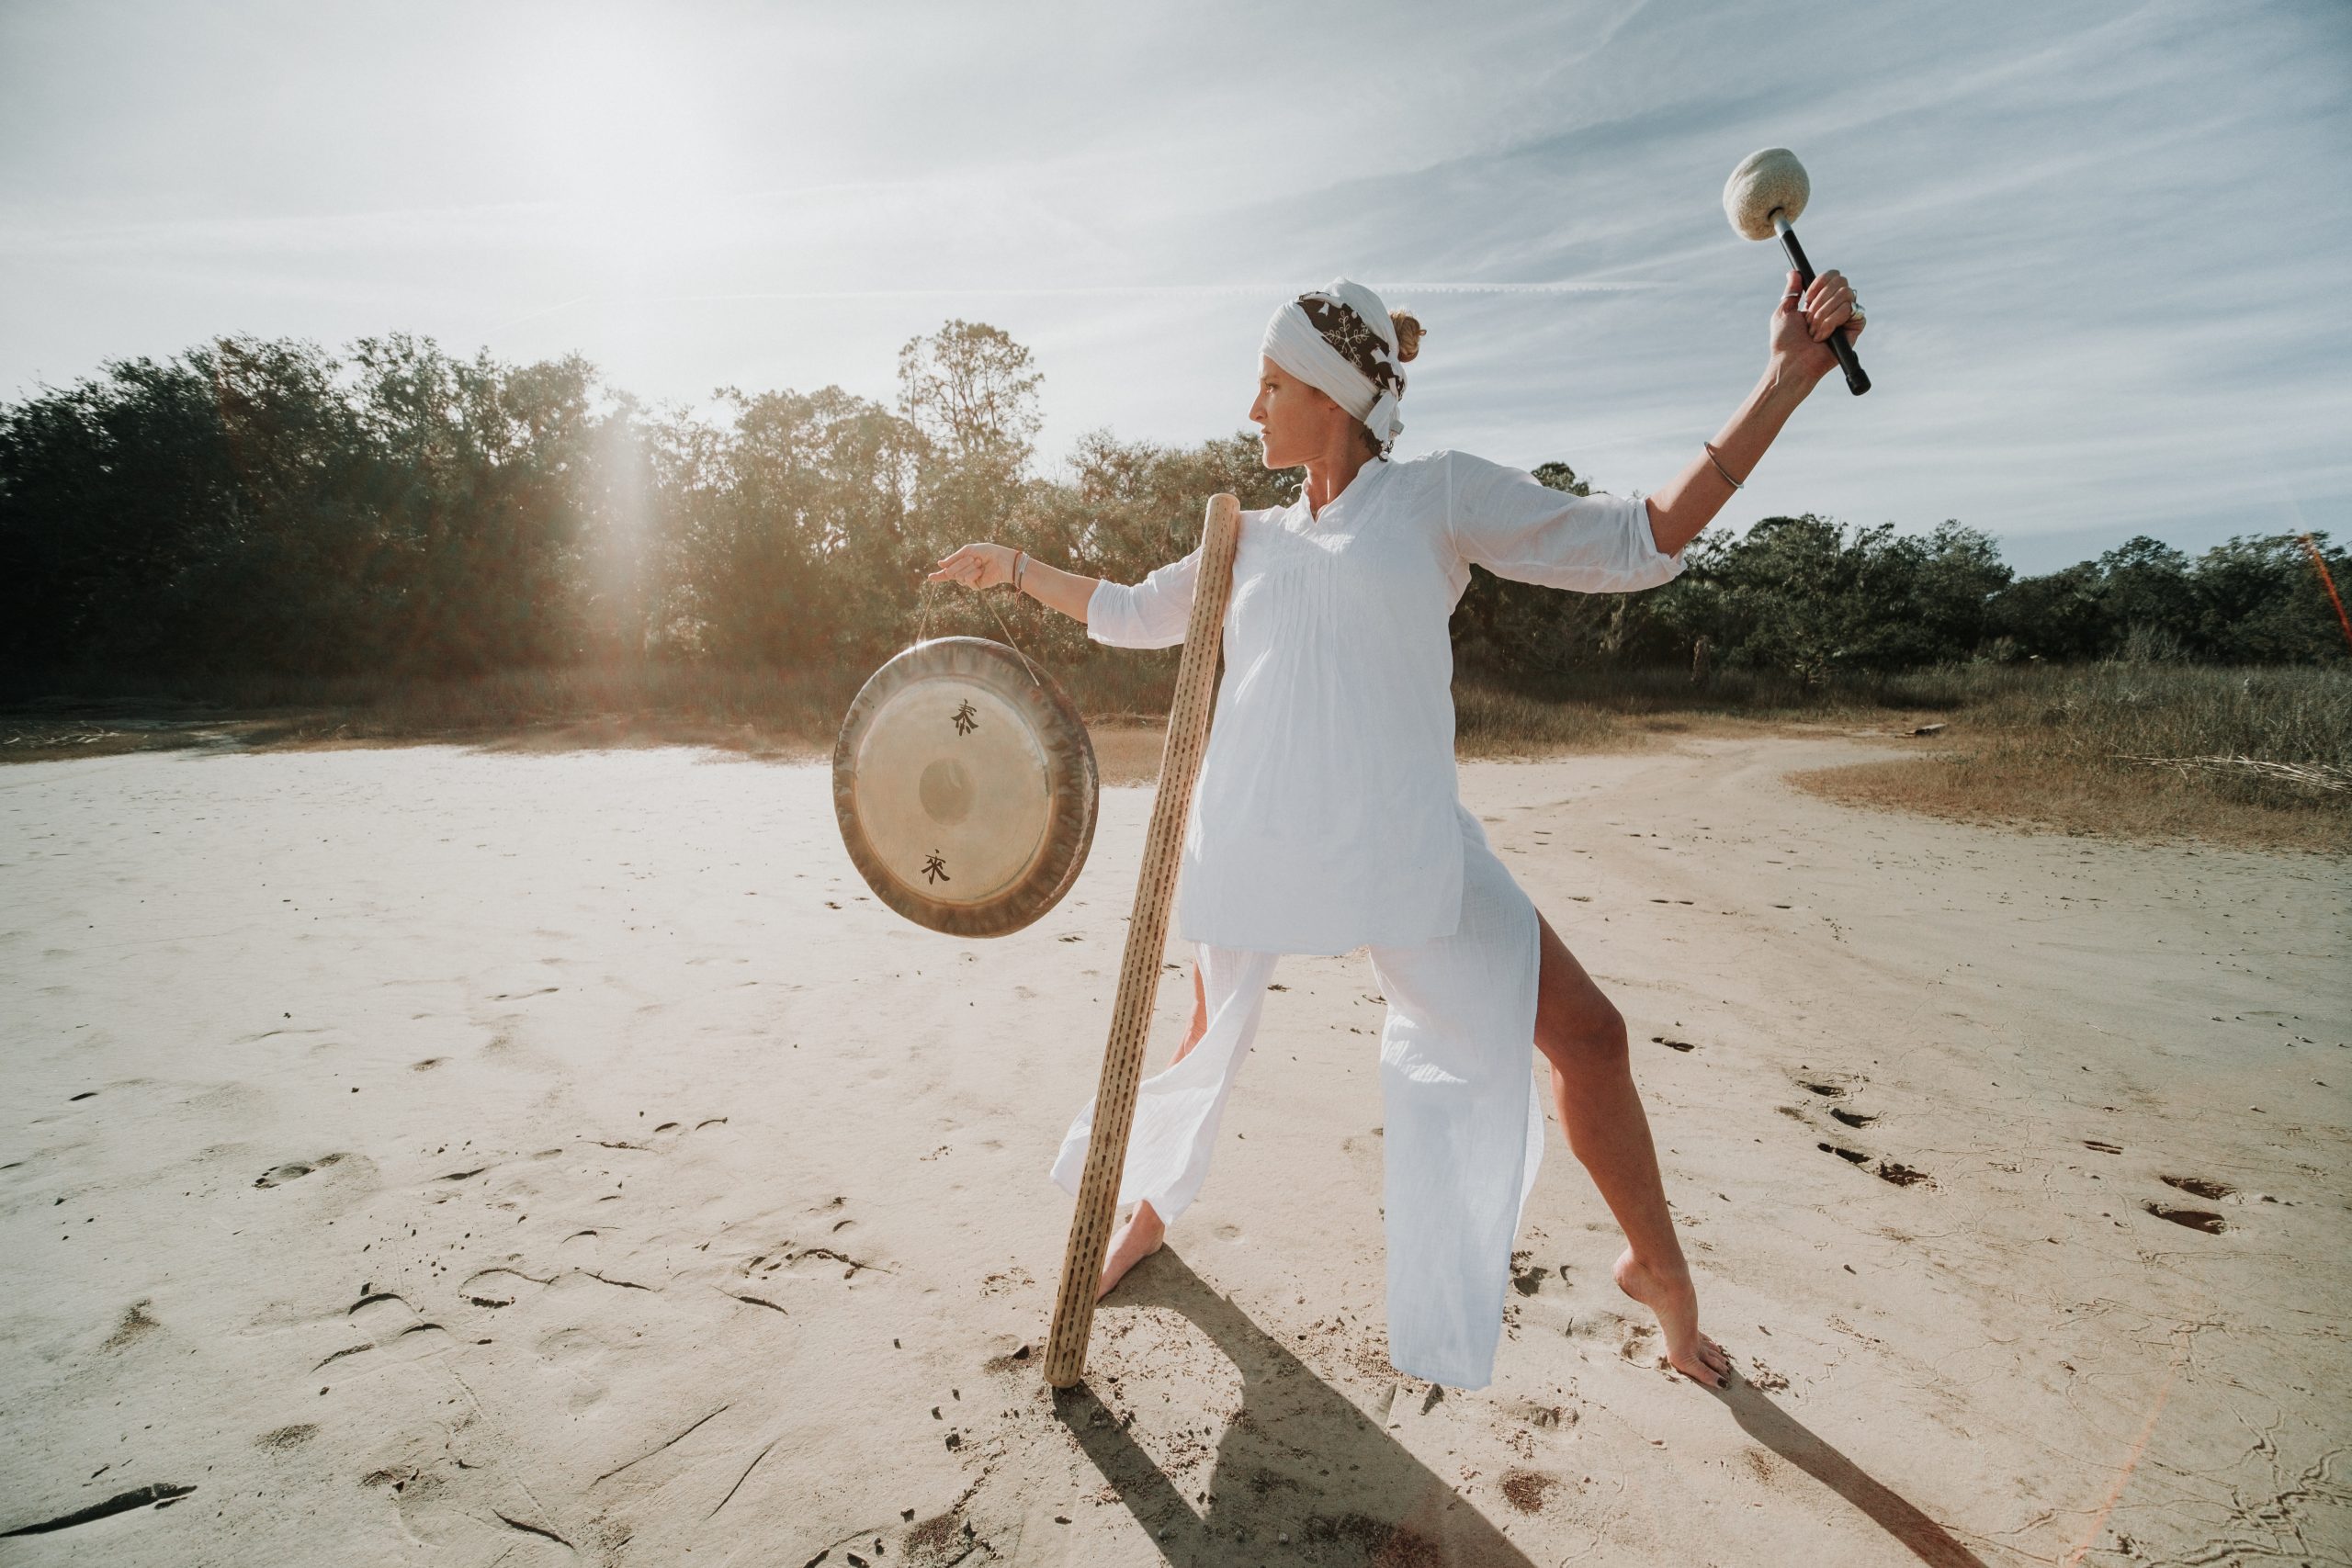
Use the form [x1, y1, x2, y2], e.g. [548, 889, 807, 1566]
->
[99, 1299, 161, 1351]
[254, 1153, 345, 1189]
[457, 1267, 557, 1306]
[316, 1289, 450, 1372]
[254, 1425, 318, 1451]
[1817, 1141, 1934, 1187]
[1498, 1396, 1572, 1431]
[2144, 1202, 2225, 1234]
[2161, 1174, 2233, 1201]
[534, 1325, 625, 1410]
[980, 1343, 1035, 1374]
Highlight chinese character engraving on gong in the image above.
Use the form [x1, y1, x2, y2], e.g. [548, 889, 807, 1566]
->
[921, 851, 951, 885]
[950, 699, 978, 737]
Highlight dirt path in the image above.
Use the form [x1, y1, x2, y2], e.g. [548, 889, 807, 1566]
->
[1, 737, 2343, 1565]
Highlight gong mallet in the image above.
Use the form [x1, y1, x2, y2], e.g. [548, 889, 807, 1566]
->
[1044, 492, 1242, 1390]
[1724, 147, 1870, 396]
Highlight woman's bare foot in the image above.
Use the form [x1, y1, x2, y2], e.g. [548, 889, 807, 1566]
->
[1089, 969, 1208, 1303]
[1613, 1246, 1732, 1388]
[1096, 1200, 1166, 1299]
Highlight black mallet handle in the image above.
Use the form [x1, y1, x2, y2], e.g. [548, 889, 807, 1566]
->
[1776, 219, 1870, 396]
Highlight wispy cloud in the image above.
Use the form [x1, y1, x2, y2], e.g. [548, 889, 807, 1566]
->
[1, 0, 2344, 570]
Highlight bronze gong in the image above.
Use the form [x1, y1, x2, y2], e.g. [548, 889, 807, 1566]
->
[832, 637, 1099, 937]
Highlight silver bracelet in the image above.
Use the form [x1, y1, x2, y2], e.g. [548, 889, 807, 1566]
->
[1012, 550, 1027, 592]
[1703, 441, 1745, 490]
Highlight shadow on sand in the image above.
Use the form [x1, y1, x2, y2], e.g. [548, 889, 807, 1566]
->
[1052, 1250, 1985, 1568]
[1706, 1380, 1990, 1567]
[1052, 1249, 1531, 1567]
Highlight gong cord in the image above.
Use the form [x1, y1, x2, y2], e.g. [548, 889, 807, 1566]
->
[910, 572, 1045, 691]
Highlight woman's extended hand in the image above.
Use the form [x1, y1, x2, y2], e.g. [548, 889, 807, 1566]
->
[929, 542, 1020, 590]
[1646, 268, 1868, 556]
[1768, 267, 1865, 386]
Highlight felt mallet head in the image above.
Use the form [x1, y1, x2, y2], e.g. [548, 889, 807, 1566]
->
[1722, 146, 1870, 395]
[1723, 147, 1810, 241]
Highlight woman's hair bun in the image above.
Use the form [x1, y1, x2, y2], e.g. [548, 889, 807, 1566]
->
[1389, 309, 1423, 364]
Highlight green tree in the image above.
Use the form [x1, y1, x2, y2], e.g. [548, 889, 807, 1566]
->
[16, 317, 2342, 693]
[2189, 531, 2347, 663]
[897, 320, 1041, 478]
[1987, 560, 2108, 661]
[1657, 515, 2010, 683]
[345, 334, 600, 672]
[2094, 536, 2195, 653]
[658, 386, 921, 666]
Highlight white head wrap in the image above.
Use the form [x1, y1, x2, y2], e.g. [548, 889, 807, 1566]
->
[1261, 276, 1406, 456]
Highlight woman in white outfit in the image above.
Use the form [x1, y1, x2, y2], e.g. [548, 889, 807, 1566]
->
[933, 267, 1862, 1391]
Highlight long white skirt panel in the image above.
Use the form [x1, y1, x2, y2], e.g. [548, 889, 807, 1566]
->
[1050, 806, 1544, 1389]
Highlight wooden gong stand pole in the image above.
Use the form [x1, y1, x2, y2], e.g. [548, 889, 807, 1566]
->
[1045, 492, 1242, 1390]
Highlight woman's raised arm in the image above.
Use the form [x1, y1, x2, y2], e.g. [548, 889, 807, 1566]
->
[930, 542, 1099, 624]
[1642, 266, 1864, 558]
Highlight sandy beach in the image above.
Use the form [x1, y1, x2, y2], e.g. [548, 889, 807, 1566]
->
[2, 735, 2345, 1566]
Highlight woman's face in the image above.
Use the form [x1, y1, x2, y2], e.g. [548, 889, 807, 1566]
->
[1250, 356, 1352, 470]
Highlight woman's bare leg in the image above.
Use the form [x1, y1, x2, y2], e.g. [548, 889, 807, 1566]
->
[1533, 912, 1732, 1387]
[1096, 964, 1213, 1299]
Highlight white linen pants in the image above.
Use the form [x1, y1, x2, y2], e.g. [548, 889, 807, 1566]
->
[1050, 805, 1546, 1390]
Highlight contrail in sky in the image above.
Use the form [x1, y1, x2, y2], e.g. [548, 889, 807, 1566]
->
[485, 280, 1667, 333]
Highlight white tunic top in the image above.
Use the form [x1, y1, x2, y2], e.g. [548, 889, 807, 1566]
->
[1086, 449, 1684, 954]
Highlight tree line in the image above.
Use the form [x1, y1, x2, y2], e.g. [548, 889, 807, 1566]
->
[2, 323, 2342, 694]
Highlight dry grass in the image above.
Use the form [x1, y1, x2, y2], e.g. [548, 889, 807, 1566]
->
[0, 654, 1194, 763]
[0, 665, 855, 762]
[7, 656, 2345, 856]
[1793, 752, 2352, 854]
[1453, 683, 1644, 757]
[1088, 723, 1171, 785]
[1792, 661, 2352, 854]
[0, 667, 1782, 766]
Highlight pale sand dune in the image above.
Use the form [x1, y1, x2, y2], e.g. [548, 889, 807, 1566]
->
[1, 738, 2345, 1566]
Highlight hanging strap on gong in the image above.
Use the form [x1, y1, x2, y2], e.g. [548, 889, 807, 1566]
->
[908, 556, 1046, 690]
[1044, 492, 1242, 1390]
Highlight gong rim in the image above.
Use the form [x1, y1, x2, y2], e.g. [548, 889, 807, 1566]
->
[832, 637, 1099, 937]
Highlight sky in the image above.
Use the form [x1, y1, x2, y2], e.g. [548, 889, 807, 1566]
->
[2, 0, 2346, 573]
